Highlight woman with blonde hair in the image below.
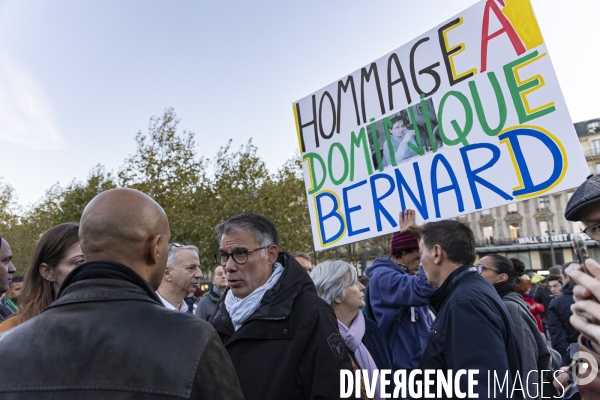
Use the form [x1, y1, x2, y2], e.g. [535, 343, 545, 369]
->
[0, 223, 83, 332]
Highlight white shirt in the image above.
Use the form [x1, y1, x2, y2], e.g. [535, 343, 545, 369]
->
[156, 291, 188, 312]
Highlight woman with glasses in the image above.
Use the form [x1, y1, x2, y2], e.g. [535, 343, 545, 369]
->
[0, 223, 84, 332]
[478, 254, 550, 398]
[311, 260, 391, 400]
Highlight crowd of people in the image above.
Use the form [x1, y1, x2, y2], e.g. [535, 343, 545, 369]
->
[1, 174, 600, 399]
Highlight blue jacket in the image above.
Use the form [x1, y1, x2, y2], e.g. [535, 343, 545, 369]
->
[364, 257, 436, 371]
[548, 281, 579, 361]
[419, 265, 522, 399]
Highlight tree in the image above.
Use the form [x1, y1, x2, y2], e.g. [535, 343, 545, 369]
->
[0, 178, 17, 233]
[58, 165, 116, 223]
[261, 153, 312, 254]
[4, 108, 322, 275]
[118, 108, 213, 267]
[118, 108, 206, 203]
[6, 166, 116, 273]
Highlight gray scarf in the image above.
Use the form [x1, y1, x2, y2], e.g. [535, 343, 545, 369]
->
[225, 262, 284, 331]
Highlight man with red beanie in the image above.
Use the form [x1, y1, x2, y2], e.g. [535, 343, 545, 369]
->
[364, 210, 435, 373]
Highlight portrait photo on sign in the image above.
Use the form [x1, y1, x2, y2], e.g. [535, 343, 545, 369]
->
[368, 98, 442, 170]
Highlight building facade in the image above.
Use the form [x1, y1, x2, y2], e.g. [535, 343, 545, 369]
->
[469, 117, 600, 271]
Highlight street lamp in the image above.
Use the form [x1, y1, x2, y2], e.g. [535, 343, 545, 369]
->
[541, 195, 556, 267]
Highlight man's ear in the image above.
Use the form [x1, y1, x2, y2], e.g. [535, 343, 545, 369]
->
[267, 245, 279, 264]
[433, 244, 443, 265]
[148, 234, 162, 265]
[163, 267, 173, 281]
[39, 263, 56, 282]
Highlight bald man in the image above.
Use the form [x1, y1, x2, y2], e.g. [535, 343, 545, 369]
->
[0, 188, 243, 399]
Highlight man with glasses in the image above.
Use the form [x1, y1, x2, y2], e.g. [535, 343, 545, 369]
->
[554, 175, 600, 367]
[0, 236, 16, 322]
[210, 212, 352, 400]
[554, 174, 600, 397]
[156, 243, 203, 312]
[363, 210, 435, 374]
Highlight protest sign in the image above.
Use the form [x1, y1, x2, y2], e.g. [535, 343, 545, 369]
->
[293, 0, 590, 251]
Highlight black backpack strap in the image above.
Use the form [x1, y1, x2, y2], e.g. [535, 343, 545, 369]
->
[364, 280, 407, 347]
[387, 307, 407, 347]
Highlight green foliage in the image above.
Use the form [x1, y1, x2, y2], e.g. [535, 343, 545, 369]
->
[5, 166, 116, 272]
[0, 178, 17, 231]
[5, 108, 315, 275]
[118, 108, 211, 259]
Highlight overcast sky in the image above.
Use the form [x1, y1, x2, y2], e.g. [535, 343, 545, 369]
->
[0, 0, 598, 206]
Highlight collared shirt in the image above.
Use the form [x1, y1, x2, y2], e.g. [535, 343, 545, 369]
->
[156, 291, 188, 312]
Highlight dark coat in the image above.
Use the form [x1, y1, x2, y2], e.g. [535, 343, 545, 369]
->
[362, 317, 393, 371]
[419, 264, 523, 399]
[0, 303, 11, 322]
[195, 284, 222, 320]
[364, 257, 435, 371]
[534, 287, 554, 322]
[548, 281, 579, 361]
[0, 261, 243, 400]
[502, 292, 551, 399]
[211, 252, 353, 400]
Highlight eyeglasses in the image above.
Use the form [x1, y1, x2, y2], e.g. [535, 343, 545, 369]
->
[477, 264, 501, 274]
[215, 246, 270, 266]
[169, 243, 183, 251]
[583, 223, 600, 241]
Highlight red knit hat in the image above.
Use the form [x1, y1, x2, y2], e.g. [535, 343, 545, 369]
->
[391, 231, 419, 254]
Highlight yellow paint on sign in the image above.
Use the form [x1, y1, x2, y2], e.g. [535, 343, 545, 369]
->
[502, 0, 544, 50]
[293, 105, 304, 153]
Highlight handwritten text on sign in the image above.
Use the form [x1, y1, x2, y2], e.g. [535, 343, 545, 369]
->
[293, 0, 589, 250]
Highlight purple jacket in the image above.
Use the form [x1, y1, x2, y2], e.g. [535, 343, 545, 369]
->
[364, 257, 436, 371]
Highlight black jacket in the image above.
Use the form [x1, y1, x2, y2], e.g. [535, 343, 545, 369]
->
[548, 281, 579, 361]
[0, 261, 244, 400]
[0, 302, 11, 322]
[211, 252, 354, 400]
[419, 265, 523, 399]
[195, 284, 222, 320]
[534, 287, 553, 322]
[361, 317, 393, 371]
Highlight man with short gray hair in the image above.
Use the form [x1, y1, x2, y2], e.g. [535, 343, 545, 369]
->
[210, 212, 352, 400]
[157, 243, 203, 312]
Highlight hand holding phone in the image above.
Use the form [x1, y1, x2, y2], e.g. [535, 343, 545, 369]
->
[568, 260, 600, 303]
[567, 260, 600, 353]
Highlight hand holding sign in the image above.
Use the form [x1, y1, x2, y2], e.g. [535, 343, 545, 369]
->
[399, 209, 421, 242]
